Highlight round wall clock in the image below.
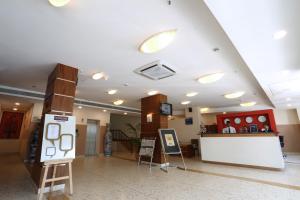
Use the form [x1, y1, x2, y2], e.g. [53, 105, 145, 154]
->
[258, 115, 267, 123]
[224, 118, 230, 124]
[245, 116, 253, 123]
[234, 117, 241, 124]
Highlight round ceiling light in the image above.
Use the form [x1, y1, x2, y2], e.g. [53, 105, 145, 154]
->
[107, 90, 117, 95]
[186, 92, 198, 97]
[15, 102, 20, 106]
[147, 90, 159, 96]
[139, 29, 177, 53]
[78, 105, 82, 109]
[13, 108, 18, 111]
[48, 0, 71, 7]
[181, 101, 191, 105]
[103, 110, 107, 112]
[92, 72, 104, 80]
[240, 101, 256, 107]
[124, 112, 128, 115]
[273, 30, 287, 40]
[113, 100, 124, 106]
[198, 72, 224, 84]
[224, 91, 245, 99]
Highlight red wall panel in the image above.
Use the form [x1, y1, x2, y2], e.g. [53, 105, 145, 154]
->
[216, 109, 277, 134]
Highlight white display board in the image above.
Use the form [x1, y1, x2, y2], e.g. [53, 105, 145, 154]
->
[40, 114, 76, 162]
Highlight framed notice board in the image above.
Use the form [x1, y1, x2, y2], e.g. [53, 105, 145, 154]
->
[158, 129, 181, 154]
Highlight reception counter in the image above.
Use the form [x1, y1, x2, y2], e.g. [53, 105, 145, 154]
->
[200, 133, 285, 169]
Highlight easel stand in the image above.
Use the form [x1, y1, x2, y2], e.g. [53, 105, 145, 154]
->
[158, 129, 187, 173]
[138, 138, 156, 172]
[161, 151, 187, 173]
[38, 159, 73, 200]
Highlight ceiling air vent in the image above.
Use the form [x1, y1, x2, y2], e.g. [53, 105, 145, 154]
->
[134, 60, 176, 80]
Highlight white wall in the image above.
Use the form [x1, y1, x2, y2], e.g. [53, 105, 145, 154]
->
[110, 114, 140, 137]
[202, 113, 217, 125]
[31, 102, 111, 126]
[273, 109, 300, 125]
[169, 116, 198, 143]
[169, 107, 203, 143]
[73, 107, 110, 126]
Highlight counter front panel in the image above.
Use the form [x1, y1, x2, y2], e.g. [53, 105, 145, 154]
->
[200, 134, 284, 169]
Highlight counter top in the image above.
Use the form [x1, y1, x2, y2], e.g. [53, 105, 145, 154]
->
[201, 133, 276, 137]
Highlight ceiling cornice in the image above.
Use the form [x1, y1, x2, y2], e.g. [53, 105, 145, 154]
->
[0, 85, 141, 114]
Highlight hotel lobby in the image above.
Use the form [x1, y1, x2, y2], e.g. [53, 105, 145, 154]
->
[0, 0, 300, 199]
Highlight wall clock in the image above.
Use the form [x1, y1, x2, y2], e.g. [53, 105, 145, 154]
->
[224, 118, 230, 124]
[258, 115, 267, 123]
[234, 117, 241, 124]
[245, 116, 253, 123]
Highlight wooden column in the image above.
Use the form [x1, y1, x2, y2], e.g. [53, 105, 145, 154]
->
[140, 94, 168, 164]
[32, 63, 78, 188]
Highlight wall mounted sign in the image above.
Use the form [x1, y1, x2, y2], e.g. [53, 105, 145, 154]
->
[146, 113, 153, 123]
[40, 114, 76, 162]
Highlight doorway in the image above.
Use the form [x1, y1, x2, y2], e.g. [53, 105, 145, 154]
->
[85, 119, 99, 156]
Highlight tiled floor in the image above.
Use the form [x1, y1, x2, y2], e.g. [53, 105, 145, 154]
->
[114, 152, 300, 188]
[1, 154, 300, 200]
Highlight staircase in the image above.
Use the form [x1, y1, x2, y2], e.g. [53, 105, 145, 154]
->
[110, 129, 137, 153]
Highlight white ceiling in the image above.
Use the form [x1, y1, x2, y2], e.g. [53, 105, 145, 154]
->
[0, 0, 277, 111]
[205, 0, 300, 110]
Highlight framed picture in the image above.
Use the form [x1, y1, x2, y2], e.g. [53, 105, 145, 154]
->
[185, 117, 193, 125]
[249, 124, 258, 133]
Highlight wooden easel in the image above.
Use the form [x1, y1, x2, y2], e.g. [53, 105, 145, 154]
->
[38, 159, 73, 200]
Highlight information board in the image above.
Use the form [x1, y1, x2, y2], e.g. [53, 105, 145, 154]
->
[139, 138, 156, 157]
[158, 129, 181, 154]
[40, 114, 76, 162]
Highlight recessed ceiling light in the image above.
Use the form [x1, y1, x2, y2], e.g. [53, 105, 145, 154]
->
[240, 101, 256, 107]
[15, 102, 20, 106]
[147, 90, 158, 96]
[273, 30, 287, 40]
[78, 106, 82, 109]
[103, 110, 107, 112]
[287, 104, 292, 107]
[200, 108, 209, 113]
[48, 0, 71, 7]
[223, 112, 227, 114]
[107, 90, 117, 95]
[124, 112, 128, 115]
[113, 100, 124, 106]
[181, 101, 191, 105]
[13, 108, 18, 111]
[186, 92, 198, 97]
[198, 72, 224, 84]
[139, 29, 177, 53]
[286, 97, 291, 101]
[92, 72, 104, 80]
[224, 91, 245, 99]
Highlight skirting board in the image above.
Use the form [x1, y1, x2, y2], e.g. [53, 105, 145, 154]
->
[38, 184, 65, 194]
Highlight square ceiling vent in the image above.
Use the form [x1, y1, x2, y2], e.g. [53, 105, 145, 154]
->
[134, 60, 176, 80]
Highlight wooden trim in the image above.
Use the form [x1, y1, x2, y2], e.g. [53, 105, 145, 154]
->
[177, 167, 300, 191]
[54, 93, 75, 99]
[201, 160, 282, 171]
[201, 133, 276, 137]
[56, 77, 76, 84]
